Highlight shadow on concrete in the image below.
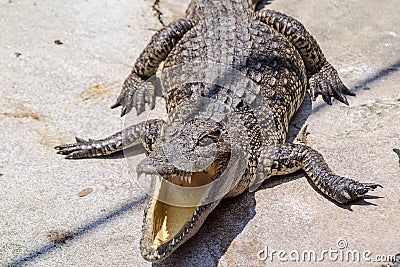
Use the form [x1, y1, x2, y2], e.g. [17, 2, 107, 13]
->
[153, 192, 256, 267]
[6, 196, 147, 267]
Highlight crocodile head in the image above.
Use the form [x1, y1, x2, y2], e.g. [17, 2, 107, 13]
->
[136, 118, 239, 261]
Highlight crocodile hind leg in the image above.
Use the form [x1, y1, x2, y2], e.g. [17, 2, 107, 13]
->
[257, 143, 381, 204]
[112, 18, 194, 116]
[55, 119, 165, 159]
[256, 9, 355, 105]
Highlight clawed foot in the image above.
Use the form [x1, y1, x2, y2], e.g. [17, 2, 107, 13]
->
[111, 74, 156, 117]
[309, 62, 355, 105]
[55, 137, 96, 159]
[335, 179, 382, 204]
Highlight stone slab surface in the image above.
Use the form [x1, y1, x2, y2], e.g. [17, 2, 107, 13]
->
[0, 0, 399, 266]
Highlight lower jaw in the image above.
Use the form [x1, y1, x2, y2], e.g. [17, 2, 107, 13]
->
[140, 196, 200, 262]
[140, 198, 221, 262]
[140, 171, 220, 259]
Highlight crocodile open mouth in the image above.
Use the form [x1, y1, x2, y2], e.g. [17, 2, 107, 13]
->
[150, 165, 216, 246]
[140, 163, 220, 261]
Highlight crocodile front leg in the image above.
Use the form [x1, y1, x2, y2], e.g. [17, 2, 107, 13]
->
[55, 119, 165, 159]
[112, 18, 194, 116]
[256, 9, 355, 105]
[257, 143, 381, 204]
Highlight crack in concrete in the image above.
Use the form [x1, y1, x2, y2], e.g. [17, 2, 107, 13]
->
[152, 0, 166, 27]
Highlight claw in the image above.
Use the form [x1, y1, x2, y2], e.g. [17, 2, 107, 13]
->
[149, 96, 156, 110]
[145, 84, 156, 110]
[322, 92, 332, 105]
[55, 143, 77, 149]
[342, 191, 351, 201]
[333, 176, 382, 204]
[332, 90, 349, 105]
[121, 106, 128, 117]
[55, 138, 93, 159]
[342, 86, 356, 96]
[355, 182, 382, 198]
[364, 183, 383, 190]
[310, 62, 355, 106]
[393, 148, 400, 165]
[111, 101, 121, 109]
[75, 137, 88, 143]
[136, 102, 145, 116]
[311, 89, 318, 101]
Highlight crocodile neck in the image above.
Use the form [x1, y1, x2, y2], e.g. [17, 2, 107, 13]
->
[198, 0, 256, 13]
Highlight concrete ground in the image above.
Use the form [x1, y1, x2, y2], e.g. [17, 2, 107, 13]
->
[0, 0, 399, 266]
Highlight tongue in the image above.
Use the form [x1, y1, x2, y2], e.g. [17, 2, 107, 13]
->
[152, 200, 197, 246]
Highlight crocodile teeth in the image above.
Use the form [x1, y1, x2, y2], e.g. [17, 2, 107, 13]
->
[178, 174, 192, 184]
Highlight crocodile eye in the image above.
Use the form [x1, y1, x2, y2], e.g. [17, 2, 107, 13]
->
[198, 136, 214, 147]
[209, 130, 221, 139]
[197, 129, 221, 147]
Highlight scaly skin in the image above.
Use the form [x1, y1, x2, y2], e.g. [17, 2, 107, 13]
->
[111, 18, 194, 116]
[56, 0, 381, 262]
[256, 9, 356, 104]
[56, 119, 165, 158]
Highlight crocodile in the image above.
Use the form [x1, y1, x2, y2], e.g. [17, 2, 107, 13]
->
[55, 0, 382, 262]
